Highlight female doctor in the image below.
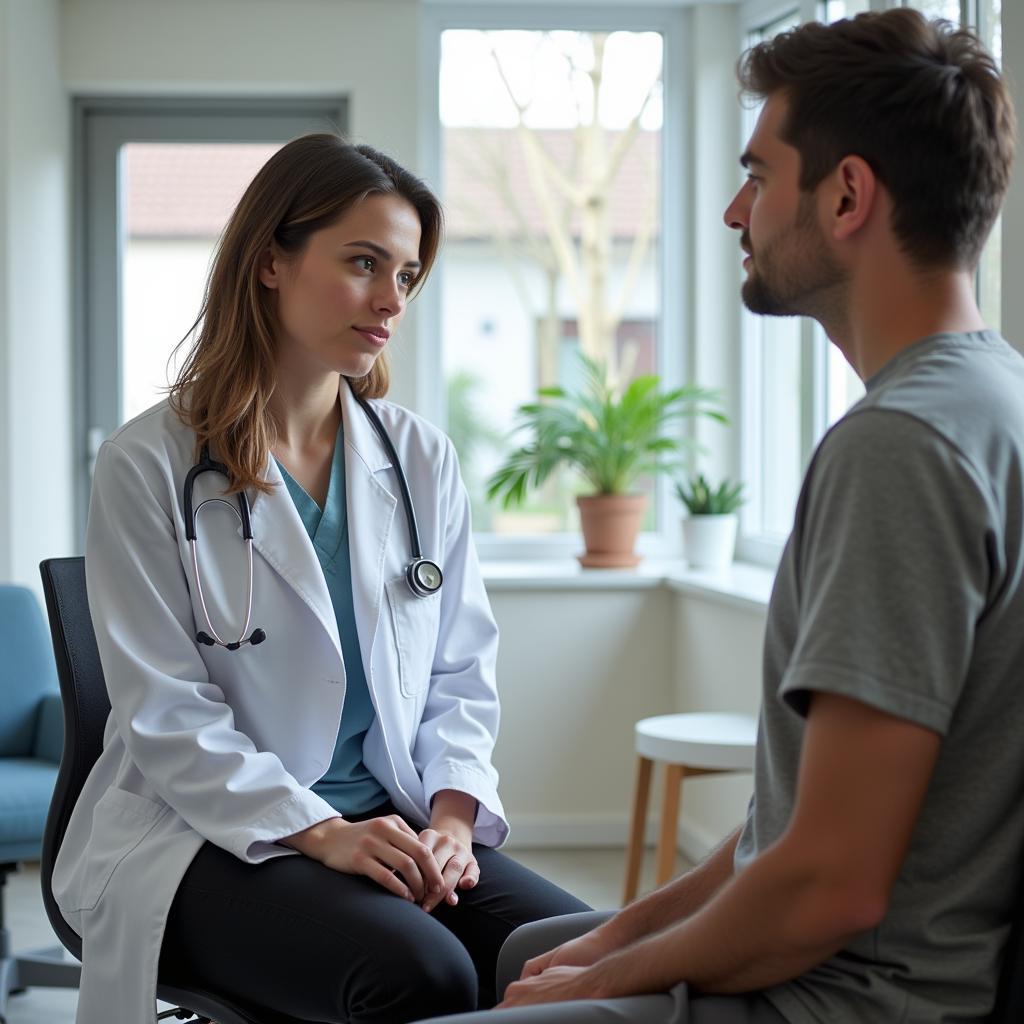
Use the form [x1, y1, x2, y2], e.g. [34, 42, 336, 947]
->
[55, 134, 589, 1024]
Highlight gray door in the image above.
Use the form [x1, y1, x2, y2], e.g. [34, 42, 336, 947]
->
[76, 97, 347, 542]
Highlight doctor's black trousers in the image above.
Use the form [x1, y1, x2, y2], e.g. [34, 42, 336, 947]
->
[158, 801, 590, 1024]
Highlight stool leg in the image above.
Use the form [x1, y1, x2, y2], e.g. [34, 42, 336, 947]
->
[655, 764, 685, 887]
[622, 756, 653, 905]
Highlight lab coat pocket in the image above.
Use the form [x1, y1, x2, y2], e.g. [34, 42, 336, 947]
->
[385, 577, 442, 697]
[63, 787, 170, 912]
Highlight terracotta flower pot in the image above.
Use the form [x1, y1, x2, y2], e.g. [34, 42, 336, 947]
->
[576, 494, 648, 569]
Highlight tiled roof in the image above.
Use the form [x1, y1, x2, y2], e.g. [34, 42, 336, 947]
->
[443, 126, 660, 241]
[124, 143, 279, 238]
[124, 128, 660, 241]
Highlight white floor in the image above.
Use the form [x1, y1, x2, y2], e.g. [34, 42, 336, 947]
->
[4, 847, 691, 1024]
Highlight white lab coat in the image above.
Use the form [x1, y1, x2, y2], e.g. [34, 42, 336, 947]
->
[55, 379, 508, 1024]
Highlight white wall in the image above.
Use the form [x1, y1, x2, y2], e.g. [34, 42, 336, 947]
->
[673, 590, 765, 855]
[0, 0, 73, 588]
[484, 580, 766, 859]
[489, 586, 676, 845]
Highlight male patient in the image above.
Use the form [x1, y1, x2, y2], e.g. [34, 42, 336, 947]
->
[421, 8, 1023, 1024]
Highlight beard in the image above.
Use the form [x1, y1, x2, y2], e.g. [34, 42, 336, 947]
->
[741, 193, 847, 320]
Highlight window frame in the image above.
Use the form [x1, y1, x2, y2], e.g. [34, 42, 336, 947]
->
[419, 3, 688, 562]
[735, 0, 822, 566]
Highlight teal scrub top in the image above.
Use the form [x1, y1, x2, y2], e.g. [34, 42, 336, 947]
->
[276, 421, 389, 816]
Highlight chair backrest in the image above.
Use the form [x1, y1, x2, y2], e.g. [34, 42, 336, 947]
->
[0, 584, 60, 756]
[38, 557, 110, 961]
[990, 874, 1024, 1023]
[37, 557, 262, 1024]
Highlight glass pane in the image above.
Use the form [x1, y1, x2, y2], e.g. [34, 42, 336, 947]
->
[758, 10, 800, 39]
[978, 0, 1002, 329]
[121, 143, 281, 423]
[824, 0, 870, 19]
[980, 0, 1002, 61]
[439, 29, 663, 534]
[904, 0, 963, 21]
[827, 343, 865, 427]
[744, 9, 802, 544]
[758, 316, 804, 539]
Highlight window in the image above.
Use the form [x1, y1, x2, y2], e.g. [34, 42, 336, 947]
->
[825, 0, 871, 17]
[974, 0, 1003, 329]
[904, 0, 963, 20]
[122, 144, 280, 423]
[739, 4, 803, 546]
[429, 7, 682, 556]
[900, 2, 1003, 327]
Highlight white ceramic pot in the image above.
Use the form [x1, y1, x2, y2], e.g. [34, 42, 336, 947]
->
[682, 513, 738, 569]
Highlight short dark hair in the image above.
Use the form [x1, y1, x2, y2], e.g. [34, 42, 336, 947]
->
[738, 8, 1015, 270]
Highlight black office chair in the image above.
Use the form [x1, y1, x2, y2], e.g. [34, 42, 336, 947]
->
[38, 556, 266, 1024]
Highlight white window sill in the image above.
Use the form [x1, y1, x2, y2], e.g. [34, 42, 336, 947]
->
[480, 558, 775, 613]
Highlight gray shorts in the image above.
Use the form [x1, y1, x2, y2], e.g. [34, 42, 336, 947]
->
[415, 911, 787, 1023]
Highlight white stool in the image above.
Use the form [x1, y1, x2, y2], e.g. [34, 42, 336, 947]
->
[623, 712, 757, 905]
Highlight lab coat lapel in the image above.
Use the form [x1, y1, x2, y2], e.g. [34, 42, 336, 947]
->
[246, 456, 342, 657]
[339, 380, 397, 673]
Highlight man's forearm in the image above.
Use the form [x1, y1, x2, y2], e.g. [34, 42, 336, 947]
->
[587, 838, 875, 999]
[601, 827, 742, 947]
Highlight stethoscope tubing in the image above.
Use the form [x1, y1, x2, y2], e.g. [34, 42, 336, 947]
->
[188, 508, 255, 648]
[355, 395, 423, 559]
[183, 386, 443, 651]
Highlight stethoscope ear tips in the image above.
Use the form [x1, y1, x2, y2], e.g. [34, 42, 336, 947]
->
[196, 631, 216, 646]
[249, 628, 267, 646]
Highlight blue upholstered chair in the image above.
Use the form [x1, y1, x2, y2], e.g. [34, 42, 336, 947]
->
[0, 584, 80, 1021]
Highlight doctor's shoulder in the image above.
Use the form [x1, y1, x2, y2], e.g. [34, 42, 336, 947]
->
[92, 399, 197, 511]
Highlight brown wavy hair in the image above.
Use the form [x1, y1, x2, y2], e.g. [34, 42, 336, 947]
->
[738, 8, 1015, 270]
[168, 134, 444, 494]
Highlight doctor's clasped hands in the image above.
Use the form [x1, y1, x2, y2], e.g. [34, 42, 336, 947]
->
[282, 788, 480, 913]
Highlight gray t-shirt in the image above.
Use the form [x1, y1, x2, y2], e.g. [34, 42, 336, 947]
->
[735, 331, 1024, 1023]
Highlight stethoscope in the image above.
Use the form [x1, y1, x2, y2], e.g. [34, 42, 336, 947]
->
[182, 391, 444, 652]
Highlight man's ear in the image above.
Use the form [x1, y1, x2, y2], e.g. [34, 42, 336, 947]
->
[258, 245, 281, 290]
[829, 155, 877, 242]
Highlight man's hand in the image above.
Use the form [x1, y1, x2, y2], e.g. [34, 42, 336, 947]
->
[520, 925, 620, 979]
[499, 966, 595, 1008]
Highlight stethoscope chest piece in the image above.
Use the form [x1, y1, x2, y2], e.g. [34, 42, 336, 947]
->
[407, 558, 443, 598]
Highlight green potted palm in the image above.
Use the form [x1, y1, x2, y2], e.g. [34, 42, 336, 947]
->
[675, 473, 746, 568]
[487, 355, 725, 567]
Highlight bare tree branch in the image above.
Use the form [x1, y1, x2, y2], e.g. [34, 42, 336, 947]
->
[487, 37, 583, 204]
[603, 66, 661, 189]
[608, 182, 657, 331]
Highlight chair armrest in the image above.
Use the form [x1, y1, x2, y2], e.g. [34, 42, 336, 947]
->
[33, 692, 65, 765]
